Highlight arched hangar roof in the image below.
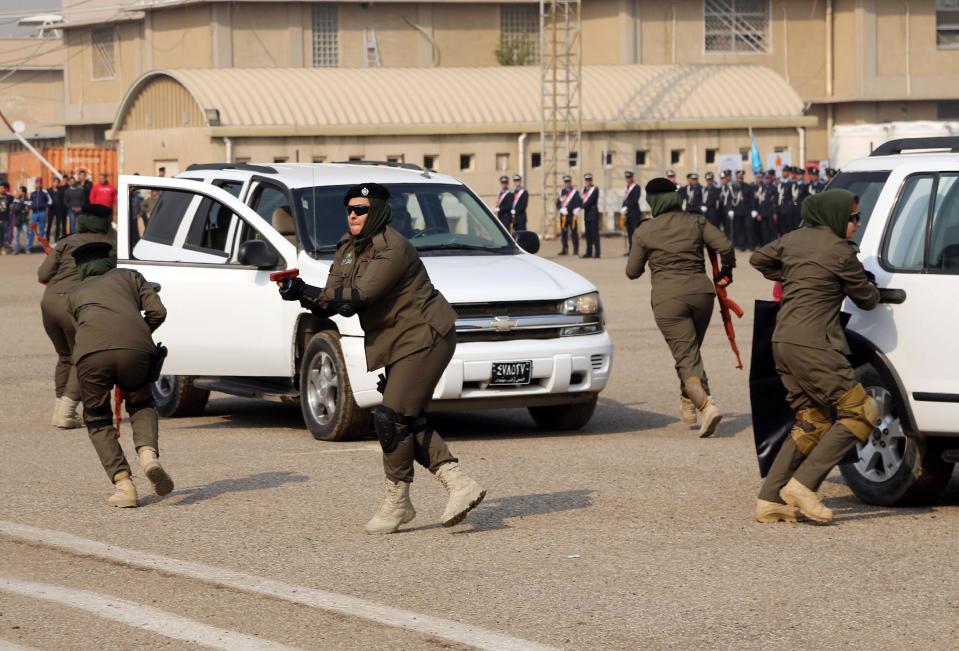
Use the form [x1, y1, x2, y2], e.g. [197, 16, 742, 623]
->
[110, 64, 815, 137]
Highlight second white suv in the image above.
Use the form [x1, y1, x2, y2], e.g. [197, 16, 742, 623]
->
[827, 137, 959, 505]
[116, 162, 614, 441]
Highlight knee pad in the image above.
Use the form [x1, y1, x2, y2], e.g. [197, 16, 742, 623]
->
[790, 406, 833, 455]
[835, 383, 880, 443]
[83, 404, 113, 432]
[373, 405, 413, 454]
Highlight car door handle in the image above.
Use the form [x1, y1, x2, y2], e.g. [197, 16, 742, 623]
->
[878, 288, 906, 304]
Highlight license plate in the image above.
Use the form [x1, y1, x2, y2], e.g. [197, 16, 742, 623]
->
[490, 360, 532, 386]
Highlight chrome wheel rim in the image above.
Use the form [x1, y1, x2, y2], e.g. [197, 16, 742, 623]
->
[851, 386, 906, 483]
[154, 375, 176, 400]
[306, 352, 338, 426]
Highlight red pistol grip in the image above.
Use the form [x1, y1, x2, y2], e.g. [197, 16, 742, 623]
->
[269, 268, 300, 283]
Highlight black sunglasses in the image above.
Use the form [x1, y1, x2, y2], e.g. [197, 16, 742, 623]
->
[849, 213, 861, 224]
[347, 204, 371, 216]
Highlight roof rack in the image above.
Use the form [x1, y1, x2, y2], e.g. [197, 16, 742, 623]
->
[185, 162, 278, 174]
[333, 160, 425, 172]
[870, 137, 959, 157]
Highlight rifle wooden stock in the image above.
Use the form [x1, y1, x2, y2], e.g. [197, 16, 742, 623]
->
[30, 222, 52, 254]
[708, 249, 744, 370]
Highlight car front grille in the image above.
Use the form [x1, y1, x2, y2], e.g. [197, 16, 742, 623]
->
[452, 302, 601, 343]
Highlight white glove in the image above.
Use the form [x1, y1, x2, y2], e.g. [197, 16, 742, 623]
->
[751, 210, 759, 218]
[700, 205, 708, 213]
[573, 207, 581, 215]
[619, 207, 628, 215]
[727, 210, 734, 219]
[560, 207, 568, 216]
[511, 209, 516, 215]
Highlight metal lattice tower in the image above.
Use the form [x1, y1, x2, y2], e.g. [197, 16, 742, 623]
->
[539, 0, 582, 239]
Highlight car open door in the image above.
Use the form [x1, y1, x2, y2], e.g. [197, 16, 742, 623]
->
[117, 175, 301, 377]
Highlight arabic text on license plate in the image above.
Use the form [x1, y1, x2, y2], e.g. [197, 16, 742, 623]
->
[491, 360, 532, 386]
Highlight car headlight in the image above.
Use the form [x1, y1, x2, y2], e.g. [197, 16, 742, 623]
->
[562, 292, 602, 315]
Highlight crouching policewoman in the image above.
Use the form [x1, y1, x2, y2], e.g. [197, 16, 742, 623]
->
[278, 182, 486, 534]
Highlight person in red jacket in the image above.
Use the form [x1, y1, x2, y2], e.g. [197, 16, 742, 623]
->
[88, 173, 117, 216]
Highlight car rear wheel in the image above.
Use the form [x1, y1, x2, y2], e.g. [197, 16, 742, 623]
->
[839, 365, 954, 506]
[152, 375, 210, 417]
[528, 394, 598, 431]
[299, 330, 369, 441]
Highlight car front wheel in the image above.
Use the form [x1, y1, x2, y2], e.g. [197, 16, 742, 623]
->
[152, 375, 210, 417]
[839, 365, 954, 506]
[528, 394, 598, 431]
[299, 330, 369, 441]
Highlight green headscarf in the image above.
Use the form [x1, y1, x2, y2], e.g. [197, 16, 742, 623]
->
[350, 197, 392, 250]
[647, 191, 683, 217]
[78, 258, 115, 280]
[76, 213, 111, 234]
[801, 189, 855, 239]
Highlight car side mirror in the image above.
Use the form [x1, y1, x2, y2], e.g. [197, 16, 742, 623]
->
[238, 240, 280, 268]
[515, 230, 540, 254]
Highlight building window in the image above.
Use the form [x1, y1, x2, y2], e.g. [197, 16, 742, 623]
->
[603, 150, 613, 167]
[274, 157, 288, 163]
[387, 154, 405, 164]
[531, 152, 542, 168]
[459, 154, 474, 171]
[635, 150, 648, 166]
[498, 4, 540, 65]
[670, 149, 684, 165]
[705, 148, 717, 164]
[423, 154, 438, 170]
[568, 151, 578, 167]
[938, 1, 959, 48]
[312, 155, 326, 163]
[496, 153, 510, 171]
[704, 0, 770, 53]
[938, 101, 959, 118]
[739, 147, 750, 161]
[312, 4, 338, 67]
[91, 27, 116, 79]
[348, 155, 363, 162]
[774, 145, 787, 152]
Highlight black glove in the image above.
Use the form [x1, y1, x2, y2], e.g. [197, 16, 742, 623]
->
[333, 300, 359, 318]
[864, 270, 877, 285]
[279, 276, 305, 301]
[716, 266, 733, 286]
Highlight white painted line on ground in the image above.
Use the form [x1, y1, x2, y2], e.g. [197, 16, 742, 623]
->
[0, 575, 301, 651]
[0, 640, 41, 651]
[0, 521, 559, 651]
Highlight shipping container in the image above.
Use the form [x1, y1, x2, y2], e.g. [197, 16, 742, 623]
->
[7, 147, 118, 190]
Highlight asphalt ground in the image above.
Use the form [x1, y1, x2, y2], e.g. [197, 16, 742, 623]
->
[1, 237, 957, 650]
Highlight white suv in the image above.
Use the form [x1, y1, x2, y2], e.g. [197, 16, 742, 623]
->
[116, 162, 613, 441]
[827, 137, 959, 505]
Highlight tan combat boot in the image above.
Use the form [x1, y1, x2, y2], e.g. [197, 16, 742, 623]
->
[365, 479, 416, 535]
[780, 477, 833, 523]
[755, 499, 801, 524]
[137, 446, 174, 496]
[680, 396, 697, 426]
[52, 397, 82, 429]
[433, 462, 486, 527]
[108, 471, 138, 508]
[683, 377, 722, 438]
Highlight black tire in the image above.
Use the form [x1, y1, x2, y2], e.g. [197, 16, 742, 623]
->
[152, 375, 210, 418]
[299, 330, 369, 441]
[839, 365, 954, 506]
[528, 394, 599, 431]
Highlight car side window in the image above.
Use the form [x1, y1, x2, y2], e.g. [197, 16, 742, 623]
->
[214, 179, 244, 198]
[929, 173, 959, 274]
[140, 190, 195, 247]
[883, 175, 933, 272]
[183, 197, 235, 259]
[249, 182, 297, 247]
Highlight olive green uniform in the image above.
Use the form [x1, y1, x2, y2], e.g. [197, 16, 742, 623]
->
[315, 226, 460, 483]
[67, 268, 167, 481]
[626, 210, 735, 400]
[37, 231, 116, 400]
[751, 224, 880, 501]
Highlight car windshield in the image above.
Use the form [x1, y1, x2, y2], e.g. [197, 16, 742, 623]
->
[292, 183, 515, 256]
[826, 170, 891, 244]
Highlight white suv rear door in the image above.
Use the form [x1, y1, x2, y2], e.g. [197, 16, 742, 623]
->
[118, 175, 300, 377]
[853, 167, 959, 434]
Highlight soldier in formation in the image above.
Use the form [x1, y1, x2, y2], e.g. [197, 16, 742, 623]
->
[754, 170, 780, 247]
[580, 172, 601, 258]
[702, 171, 723, 230]
[67, 241, 172, 508]
[510, 175, 528, 231]
[278, 182, 486, 534]
[722, 170, 754, 250]
[37, 204, 116, 429]
[751, 189, 880, 523]
[557, 175, 582, 256]
[626, 177, 735, 438]
[494, 175, 513, 231]
[620, 171, 642, 254]
[678, 173, 704, 214]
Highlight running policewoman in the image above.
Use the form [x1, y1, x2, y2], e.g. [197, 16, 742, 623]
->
[278, 183, 486, 534]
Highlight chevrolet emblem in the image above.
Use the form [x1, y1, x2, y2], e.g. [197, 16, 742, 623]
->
[490, 316, 518, 332]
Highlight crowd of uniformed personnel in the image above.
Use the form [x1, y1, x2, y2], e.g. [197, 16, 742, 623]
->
[27, 162, 884, 529]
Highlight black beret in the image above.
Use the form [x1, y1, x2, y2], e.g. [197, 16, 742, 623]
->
[645, 177, 677, 195]
[82, 203, 112, 219]
[343, 182, 389, 206]
[809, 167, 819, 175]
[72, 241, 113, 265]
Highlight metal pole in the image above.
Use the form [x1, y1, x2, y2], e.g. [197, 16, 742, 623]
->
[0, 109, 63, 181]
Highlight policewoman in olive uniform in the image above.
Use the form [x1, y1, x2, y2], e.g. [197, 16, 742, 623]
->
[626, 177, 735, 438]
[279, 183, 486, 535]
[67, 241, 172, 508]
[37, 204, 116, 430]
[751, 189, 880, 523]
